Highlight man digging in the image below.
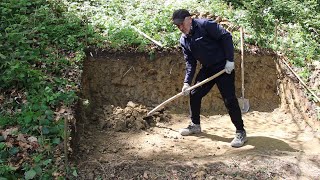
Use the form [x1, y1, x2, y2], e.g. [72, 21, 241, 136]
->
[172, 9, 247, 147]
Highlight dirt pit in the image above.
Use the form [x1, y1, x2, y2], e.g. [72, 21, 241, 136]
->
[72, 51, 320, 179]
[73, 102, 320, 179]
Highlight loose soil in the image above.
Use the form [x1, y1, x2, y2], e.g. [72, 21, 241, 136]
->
[73, 102, 320, 179]
[72, 51, 320, 179]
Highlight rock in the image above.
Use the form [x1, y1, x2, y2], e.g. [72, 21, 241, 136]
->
[113, 107, 123, 115]
[127, 101, 137, 108]
[143, 171, 150, 179]
[124, 106, 133, 114]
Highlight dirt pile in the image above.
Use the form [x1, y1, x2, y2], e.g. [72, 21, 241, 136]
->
[92, 101, 172, 132]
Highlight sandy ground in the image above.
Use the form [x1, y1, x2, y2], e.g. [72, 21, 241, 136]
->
[74, 108, 320, 179]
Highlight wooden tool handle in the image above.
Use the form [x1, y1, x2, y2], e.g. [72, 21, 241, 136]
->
[131, 26, 164, 48]
[147, 69, 226, 116]
[240, 27, 245, 98]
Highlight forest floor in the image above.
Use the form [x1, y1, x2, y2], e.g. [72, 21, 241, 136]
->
[73, 105, 320, 179]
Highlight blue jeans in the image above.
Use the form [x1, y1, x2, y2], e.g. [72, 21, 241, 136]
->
[189, 66, 244, 131]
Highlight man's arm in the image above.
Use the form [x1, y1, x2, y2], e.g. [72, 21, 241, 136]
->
[181, 44, 197, 85]
[205, 20, 234, 62]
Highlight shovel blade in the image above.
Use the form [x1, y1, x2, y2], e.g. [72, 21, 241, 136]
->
[238, 97, 249, 113]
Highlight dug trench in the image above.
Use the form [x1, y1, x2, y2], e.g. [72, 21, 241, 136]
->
[72, 50, 320, 179]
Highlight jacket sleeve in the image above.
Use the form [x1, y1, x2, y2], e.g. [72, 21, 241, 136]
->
[204, 20, 234, 62]
[181, 43, 197, 85]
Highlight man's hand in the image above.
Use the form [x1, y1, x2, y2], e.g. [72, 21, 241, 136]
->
[225, 60, 234, 74]
[181, 83, 191, 96]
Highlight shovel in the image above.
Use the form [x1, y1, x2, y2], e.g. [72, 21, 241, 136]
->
[238, 27, 250, 113]
[147, 69, 226, 116]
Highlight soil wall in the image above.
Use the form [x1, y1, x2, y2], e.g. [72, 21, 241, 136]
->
[78, 50, 280, 121]
[276, 59, 320, 129]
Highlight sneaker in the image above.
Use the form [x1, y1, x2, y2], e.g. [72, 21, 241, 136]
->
[179, 123, 201, 136]
[231, 130, 247, 147]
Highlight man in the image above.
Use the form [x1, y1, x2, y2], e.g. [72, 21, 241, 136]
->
[172, 9, 247, 147]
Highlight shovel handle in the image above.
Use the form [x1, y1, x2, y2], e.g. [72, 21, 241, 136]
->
[147, 69, 226, 116]
[240, 27, 245, 98]
[131, 26, 164, 48]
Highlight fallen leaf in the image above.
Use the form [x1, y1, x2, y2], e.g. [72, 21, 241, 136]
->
[17, 134, 27, 142]
[58, 107, 66, 114]
[27, 136, 37, 143]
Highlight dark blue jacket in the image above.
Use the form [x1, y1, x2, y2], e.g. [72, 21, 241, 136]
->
[180, 19, 234, 85]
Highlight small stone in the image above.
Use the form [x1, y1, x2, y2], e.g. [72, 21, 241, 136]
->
[127, 101, 137, 108]
[143, 171, 150, 179]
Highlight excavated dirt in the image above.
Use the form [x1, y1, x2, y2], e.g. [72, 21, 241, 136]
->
[72, 51, 320, 179]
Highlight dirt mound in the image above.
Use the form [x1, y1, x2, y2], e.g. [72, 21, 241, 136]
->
[91, 101, 172, 132]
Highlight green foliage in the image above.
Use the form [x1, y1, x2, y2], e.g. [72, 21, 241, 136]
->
[229, 0, 319, 66]
[0, 0, 91, 119]
[61, 0, 319, 72]
[0, 0, 103, 178]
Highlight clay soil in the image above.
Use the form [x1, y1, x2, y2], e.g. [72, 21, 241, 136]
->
[73, 103, 320, 179]
[72, 52, 320, 179]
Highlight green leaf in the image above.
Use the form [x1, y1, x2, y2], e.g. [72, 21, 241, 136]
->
[42, 127, 49, 135]
[34, 166, 42, 176]
[52, 137, 60, 145]
[72, 169, 78, 177]
[42, 159, 52, 166]
[0, 53, 6, 59]
[33, 154, 42, 163]
[0, 142, 6, 149]
[25, 169, 37, 180]
[9, 147, 19, 156]
[25, 115, 33, 124]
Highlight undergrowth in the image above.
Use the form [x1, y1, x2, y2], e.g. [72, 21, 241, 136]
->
[0, 0, 103, 178]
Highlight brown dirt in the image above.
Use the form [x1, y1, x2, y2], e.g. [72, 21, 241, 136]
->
[73, 103, 320, 179]
[72, 51, 320, 179]
[79, 51, 279, 115]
